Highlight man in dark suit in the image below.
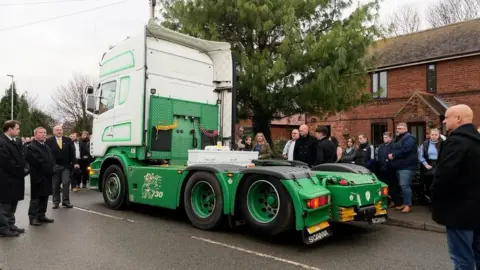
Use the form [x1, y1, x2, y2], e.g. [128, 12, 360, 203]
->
[80, 131, 92, 188]
[70, 132, 90, 191]
[293, 124, 317, 167]
[313, 126, 336, 165]
[46, 125, 79, 209]
[26, 127, 55, 225]
[0, 120, 30, 237]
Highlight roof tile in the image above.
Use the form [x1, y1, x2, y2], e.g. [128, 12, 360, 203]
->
[370, 18, 480, 68]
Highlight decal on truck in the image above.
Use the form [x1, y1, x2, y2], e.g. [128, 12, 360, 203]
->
[142, 173, 164, 199]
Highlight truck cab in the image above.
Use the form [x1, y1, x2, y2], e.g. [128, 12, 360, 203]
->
[85, 19, 235, 165]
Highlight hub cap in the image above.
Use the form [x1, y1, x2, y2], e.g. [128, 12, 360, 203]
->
[191, 181, 216, 218]
[247, 180, 280, 223]
[105, 173, 121, 202]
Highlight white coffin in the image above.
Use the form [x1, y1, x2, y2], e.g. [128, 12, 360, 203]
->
[187, 149, 259, 166]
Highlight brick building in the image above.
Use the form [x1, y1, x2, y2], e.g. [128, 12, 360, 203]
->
[310, 18, 480, 148]
[238, 113, 306, 140]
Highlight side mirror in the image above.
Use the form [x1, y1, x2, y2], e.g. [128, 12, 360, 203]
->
[85, 86, 94, 95]
[86, 94, 96, 113]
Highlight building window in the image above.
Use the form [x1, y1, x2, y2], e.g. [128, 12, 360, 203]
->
[371, 123, 387, 148]
[427, 64, 436, 93]
[372, 71, 387, 98]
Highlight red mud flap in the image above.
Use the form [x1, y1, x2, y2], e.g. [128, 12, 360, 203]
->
[302, 221, 333, 245]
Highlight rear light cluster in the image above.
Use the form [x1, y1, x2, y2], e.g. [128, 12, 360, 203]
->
[338, 179, 349, 186]
[380, 186, 389, 196]
[307, 195, 330, 209]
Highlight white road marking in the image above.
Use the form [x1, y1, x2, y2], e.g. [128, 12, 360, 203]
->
[191, 236, 324, 270]
[23, 194, 135, 223]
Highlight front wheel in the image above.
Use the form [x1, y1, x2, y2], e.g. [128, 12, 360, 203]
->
[237, 175, 295, 235]
[183, 172, 224, 230]
[102, 165, 127, 210]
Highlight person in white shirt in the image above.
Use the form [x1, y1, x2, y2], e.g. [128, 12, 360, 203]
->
[282, 129, 299, 161]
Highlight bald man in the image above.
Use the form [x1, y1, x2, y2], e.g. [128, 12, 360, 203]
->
[430, 104, 480, 269]
[293, 125, 317, 166]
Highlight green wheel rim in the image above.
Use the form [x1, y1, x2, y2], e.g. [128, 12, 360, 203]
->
[191, 181, 216, 218]
[247, 180, 280, 223]
[105, 173, 121, 202]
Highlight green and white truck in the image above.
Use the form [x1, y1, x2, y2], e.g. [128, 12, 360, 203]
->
[85, 20, 389, 245]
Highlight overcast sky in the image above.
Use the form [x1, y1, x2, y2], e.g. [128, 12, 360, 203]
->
[0, 0, 439, 109]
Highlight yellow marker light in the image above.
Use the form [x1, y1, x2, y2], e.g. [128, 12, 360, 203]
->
[307, 221, 330, 234]
[226, 173, 234, 177]
[338, 207, 356, 222]
[177, 170, 183, 174]
[375, 201, 387, 216]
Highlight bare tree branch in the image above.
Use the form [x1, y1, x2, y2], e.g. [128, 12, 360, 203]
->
[385, 4, 421, 37]
[50, 72, 96, 127]
[427, 0, 480, 27]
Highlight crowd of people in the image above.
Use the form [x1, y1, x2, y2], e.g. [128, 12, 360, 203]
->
[236, 104, 480, 269]
[0, 121, 91, 237]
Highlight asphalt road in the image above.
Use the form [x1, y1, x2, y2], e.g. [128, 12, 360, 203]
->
[0, 178, 453, 270]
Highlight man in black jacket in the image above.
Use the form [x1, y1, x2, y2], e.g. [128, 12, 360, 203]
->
[376, 132, 398, 208]
[431, 104, 480, 270]
[293, 124, 317, 167]
[26, 127, 55, 225]
[313, 126, 336, 165]
[46, 125, 79, 209]
[0, 120, 29, 237]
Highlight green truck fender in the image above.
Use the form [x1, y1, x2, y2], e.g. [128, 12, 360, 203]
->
[89, 149, 145, 190]
[176, 164, 246, 215]
[235, 166, 332, 231]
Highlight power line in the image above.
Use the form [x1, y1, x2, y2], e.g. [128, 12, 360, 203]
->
[0, 0, 130, 32]
[0, 0, 95, 6]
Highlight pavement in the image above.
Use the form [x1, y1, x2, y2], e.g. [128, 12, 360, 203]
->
[387, 205, 446, 233]
[0, 177, 453, 270]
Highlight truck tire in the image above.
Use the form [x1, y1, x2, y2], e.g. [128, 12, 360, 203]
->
[237, 175, 295, 235]
[102, 165, 127, 210]
[183, 172, 224, 230]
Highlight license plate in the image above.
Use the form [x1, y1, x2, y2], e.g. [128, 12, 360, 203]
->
[302, 228, 332, 245]
[371, 216, 387, 224]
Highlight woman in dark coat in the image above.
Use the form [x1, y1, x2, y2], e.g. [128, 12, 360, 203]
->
[339, 137, 357, 164]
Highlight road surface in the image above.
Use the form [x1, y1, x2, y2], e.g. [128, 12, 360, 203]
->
[0, 178, 452, 270]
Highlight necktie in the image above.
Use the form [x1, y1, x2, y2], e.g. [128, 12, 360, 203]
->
[57, 138, 62, 149]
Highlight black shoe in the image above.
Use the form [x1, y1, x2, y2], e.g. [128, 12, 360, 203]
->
[10, 225, 25, 233]
[0, 228, 19, 237]
[30, 219, 41, 226]
[53, 204, 59, 209]
[39, 217, 54, 223]
[62, 203, 73, 208]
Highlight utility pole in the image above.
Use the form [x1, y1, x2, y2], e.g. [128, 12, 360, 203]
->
[150, 0, 156, 20]
[6, 74, 14, 120]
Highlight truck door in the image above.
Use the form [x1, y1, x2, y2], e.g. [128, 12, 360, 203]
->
[95, 80, 117, 151]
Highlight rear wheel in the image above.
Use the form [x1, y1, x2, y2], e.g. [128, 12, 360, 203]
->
[238, 175, 295, 235]
[184, 172, 224, 230]
[102, 165, 127, 210]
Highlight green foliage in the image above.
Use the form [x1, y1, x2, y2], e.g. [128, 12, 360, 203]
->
[0, 83, 55, 136]
[271, 138, 288, 159]
[162, 0, 383, 142]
